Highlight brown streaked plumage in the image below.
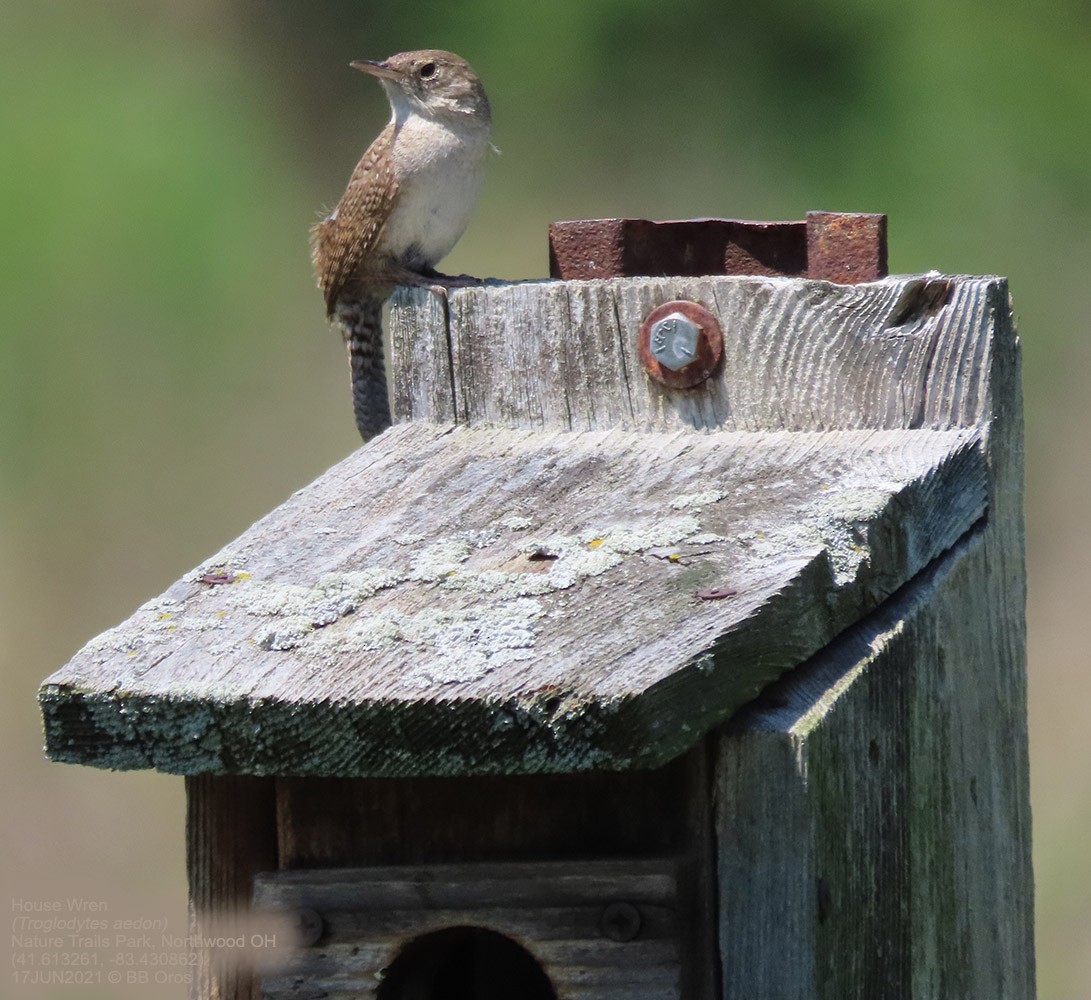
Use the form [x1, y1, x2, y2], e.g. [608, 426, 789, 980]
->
[312, 126, 400, 316]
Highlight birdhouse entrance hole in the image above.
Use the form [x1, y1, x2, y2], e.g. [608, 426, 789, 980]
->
[376, 926, 556, 1000]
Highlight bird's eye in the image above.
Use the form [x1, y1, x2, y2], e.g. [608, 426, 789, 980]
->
[418, 62, 437, 79]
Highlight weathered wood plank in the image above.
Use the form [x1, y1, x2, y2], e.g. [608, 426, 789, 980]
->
[40, 425, 985, 775]
[715, 286, 1031, 998]
[186, 775, 277, 1000]
[274, 756, 697, 867]
[257, 859, 679, 908]
[279, 966, 681, 995]
[716, 525, 1033, 999]
[391, 274, 992, 434]
[254, 860, 681, 1000]
[261, 905, 678, 943]
[387, 291, 456, 424]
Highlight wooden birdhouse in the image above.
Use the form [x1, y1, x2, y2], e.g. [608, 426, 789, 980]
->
[40, 215, 1035, 1000]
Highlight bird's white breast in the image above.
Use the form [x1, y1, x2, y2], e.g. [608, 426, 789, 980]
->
[382, 112, 490, 269]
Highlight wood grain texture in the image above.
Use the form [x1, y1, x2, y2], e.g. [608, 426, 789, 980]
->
[40, 425, 985, 776]
[186, 775, 277, 1000]
[274, 756, 698, 869]
[714, 280, 1031, 998]
[252, 859, 682, 1000]
[391, 274, 990, 434]
[716, 525, 1032, 999]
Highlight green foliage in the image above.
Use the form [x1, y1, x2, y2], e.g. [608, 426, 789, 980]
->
[1, 3, 348, 552]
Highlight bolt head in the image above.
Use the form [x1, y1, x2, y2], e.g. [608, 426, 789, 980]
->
[600, 901, 642, 942]
[291, 908, 325, 947]
[638, 299, 724, 390]
[649, 312, 702, 371]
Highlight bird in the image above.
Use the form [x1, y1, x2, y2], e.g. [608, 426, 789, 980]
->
[311, 49, 493, 440]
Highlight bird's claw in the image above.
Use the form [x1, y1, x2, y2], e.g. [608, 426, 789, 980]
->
[390, 268, 484, 298]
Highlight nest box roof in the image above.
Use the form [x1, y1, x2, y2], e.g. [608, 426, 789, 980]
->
[40, 421, 984, 777]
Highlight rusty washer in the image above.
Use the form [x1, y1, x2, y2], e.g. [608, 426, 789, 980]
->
[638, 300, 723, 389]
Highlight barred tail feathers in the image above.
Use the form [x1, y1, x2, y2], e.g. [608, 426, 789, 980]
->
[337, 295, 390, 441]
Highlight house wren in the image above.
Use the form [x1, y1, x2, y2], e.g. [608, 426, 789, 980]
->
[312, 50, 493, 440]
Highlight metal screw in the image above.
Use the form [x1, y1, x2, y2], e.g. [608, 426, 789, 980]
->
[638, 300, 724, 390]
[291, 908, 325, 947]
[600, 901, 642, 942]
[649, 312, 701, 371]
[696, 585, 737, 600]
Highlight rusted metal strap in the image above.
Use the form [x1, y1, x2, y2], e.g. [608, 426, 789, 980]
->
[549, 212, 887, 284]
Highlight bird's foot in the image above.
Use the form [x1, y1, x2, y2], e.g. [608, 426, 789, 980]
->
[390, 268, 488, 299]
[419, 268, 484, 289]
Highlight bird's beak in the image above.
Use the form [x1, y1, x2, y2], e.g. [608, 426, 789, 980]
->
[350, 60, 401, 81]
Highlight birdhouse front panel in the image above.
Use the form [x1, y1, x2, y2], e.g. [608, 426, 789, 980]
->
[254, 860, 681, 1000]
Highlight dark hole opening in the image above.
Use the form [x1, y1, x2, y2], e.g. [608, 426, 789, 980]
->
[375, 926, 556, 1000]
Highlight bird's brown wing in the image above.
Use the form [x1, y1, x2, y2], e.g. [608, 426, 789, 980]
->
[311, 123, 401, 316]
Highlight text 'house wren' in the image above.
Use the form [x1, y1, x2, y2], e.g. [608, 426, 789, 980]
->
[312, 50, 492, 439]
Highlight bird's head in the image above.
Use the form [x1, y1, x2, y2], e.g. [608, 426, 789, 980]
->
[351, 50, 491, 129]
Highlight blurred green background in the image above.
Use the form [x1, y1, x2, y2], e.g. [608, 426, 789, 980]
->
[3, 0, 1088, 996]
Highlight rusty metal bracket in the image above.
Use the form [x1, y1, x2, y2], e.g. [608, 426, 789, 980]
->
[549, 212, 888, 284]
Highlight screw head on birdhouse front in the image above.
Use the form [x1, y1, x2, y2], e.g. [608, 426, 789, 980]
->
[639, 300, 724, 389]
